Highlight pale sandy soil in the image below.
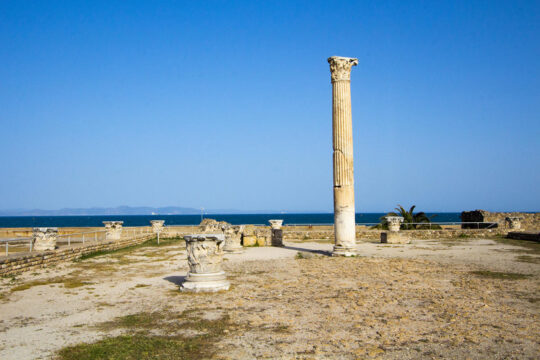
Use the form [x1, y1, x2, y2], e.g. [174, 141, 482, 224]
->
[0, 238, 539, 359]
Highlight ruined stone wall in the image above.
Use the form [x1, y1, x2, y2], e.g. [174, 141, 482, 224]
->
[0, 227, 103, 238]
[164, 224, 507, 242]
[461, 210, 540, 230]
[0, 233, 154, 276]
[283, 226, 506, 241]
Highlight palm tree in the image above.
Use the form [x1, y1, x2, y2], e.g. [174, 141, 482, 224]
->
[373, 204, 440, 230]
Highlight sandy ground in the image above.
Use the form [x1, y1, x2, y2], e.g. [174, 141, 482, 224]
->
[0, 237, 539, 359]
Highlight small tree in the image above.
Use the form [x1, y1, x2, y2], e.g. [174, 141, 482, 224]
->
[373, 204, 440, 230]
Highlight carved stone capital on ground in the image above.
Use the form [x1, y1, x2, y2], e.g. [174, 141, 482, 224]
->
[505, 217, 523, 230]
[328, 56, 358, 82]
[181, 234, 230, 292]
[223, 225, 245, 253]
[385, 216, 404, 232]
[33, 227, 58, 251]
[103, 221, 123, 240]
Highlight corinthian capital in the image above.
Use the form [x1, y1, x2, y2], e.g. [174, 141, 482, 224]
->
[328, 56, 358, 82]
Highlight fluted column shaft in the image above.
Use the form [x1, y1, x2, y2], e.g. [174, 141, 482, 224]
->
[328, 56, 358, 256]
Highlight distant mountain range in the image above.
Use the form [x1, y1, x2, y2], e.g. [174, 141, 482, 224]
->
[0, 206, 286, 216]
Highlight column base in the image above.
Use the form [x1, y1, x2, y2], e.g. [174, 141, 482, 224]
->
[180, 271, 230, 292]
[332, 245, 357, 257]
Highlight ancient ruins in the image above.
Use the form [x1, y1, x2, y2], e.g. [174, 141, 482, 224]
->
[328, 56, 359, 257]
[32, 227, 58, 251]
[103, 221, 123, 240]
[181, 234, 230, 292]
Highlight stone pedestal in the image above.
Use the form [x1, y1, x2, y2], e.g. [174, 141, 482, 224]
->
[328, 56, 359, 257]
[269, 220, 284, 247]
[103, 221, 123, 240]
[223, 225, 245, 253]
[386, 216, 404, 232]
[271, 229, 283, 247]
[506, 217, 522, 230]
[181, 234, 230, 292]
[33, 228, 58, 251]
[381, 216, 409, 244]
[150, 220, 165, 233]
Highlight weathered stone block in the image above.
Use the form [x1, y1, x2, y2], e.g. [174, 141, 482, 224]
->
[271, 229, 284, 247]
[381, 232, 410, 244]
[243, 235, 257, 247]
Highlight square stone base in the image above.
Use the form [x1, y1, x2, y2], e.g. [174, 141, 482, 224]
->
[381, 232, 410, 244]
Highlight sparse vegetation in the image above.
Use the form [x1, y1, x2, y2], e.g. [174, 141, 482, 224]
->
[470, 271, 531, 280]
[494, 237, 540, 255]
[515, 255, 540, 264]
[10, 277, 92, 292]
[58, 310, 234, 360]
[373, 205, 441, 230]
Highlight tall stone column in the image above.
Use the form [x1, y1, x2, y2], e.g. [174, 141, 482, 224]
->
[328, 56, 358, 256]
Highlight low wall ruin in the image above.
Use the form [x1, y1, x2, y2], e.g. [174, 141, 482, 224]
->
[0, 233, 154, 276]
[461, 210, 539, 230]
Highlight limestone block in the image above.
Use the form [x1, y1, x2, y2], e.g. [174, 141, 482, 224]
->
[181, 234, 230, 292]
[381, 232, 410, 244]
[243, 235, 257, 247]
[33, 227, 58, 251]
[255, 228, 271, 246]
[256, 237, 267, 247]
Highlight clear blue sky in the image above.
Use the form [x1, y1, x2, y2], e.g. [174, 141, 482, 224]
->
[0, 0, 538, 213]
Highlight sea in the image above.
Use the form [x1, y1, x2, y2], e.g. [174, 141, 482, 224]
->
[0, 213, 462, 228]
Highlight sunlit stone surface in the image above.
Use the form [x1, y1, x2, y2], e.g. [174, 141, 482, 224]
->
[328, 56, 358, 256]
[223, 225, 245, 253]
[103, 221, 123, 240]
[506, 217, 522, 230]
[381, 216, 409, 244]
[32, 227, 58, 251]
[386, 216, 404, 232]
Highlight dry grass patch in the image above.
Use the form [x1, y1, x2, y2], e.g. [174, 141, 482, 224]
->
[58, 310, 235, 360]
[10, 276, 93, 292]
[469, 270, 532, 280]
